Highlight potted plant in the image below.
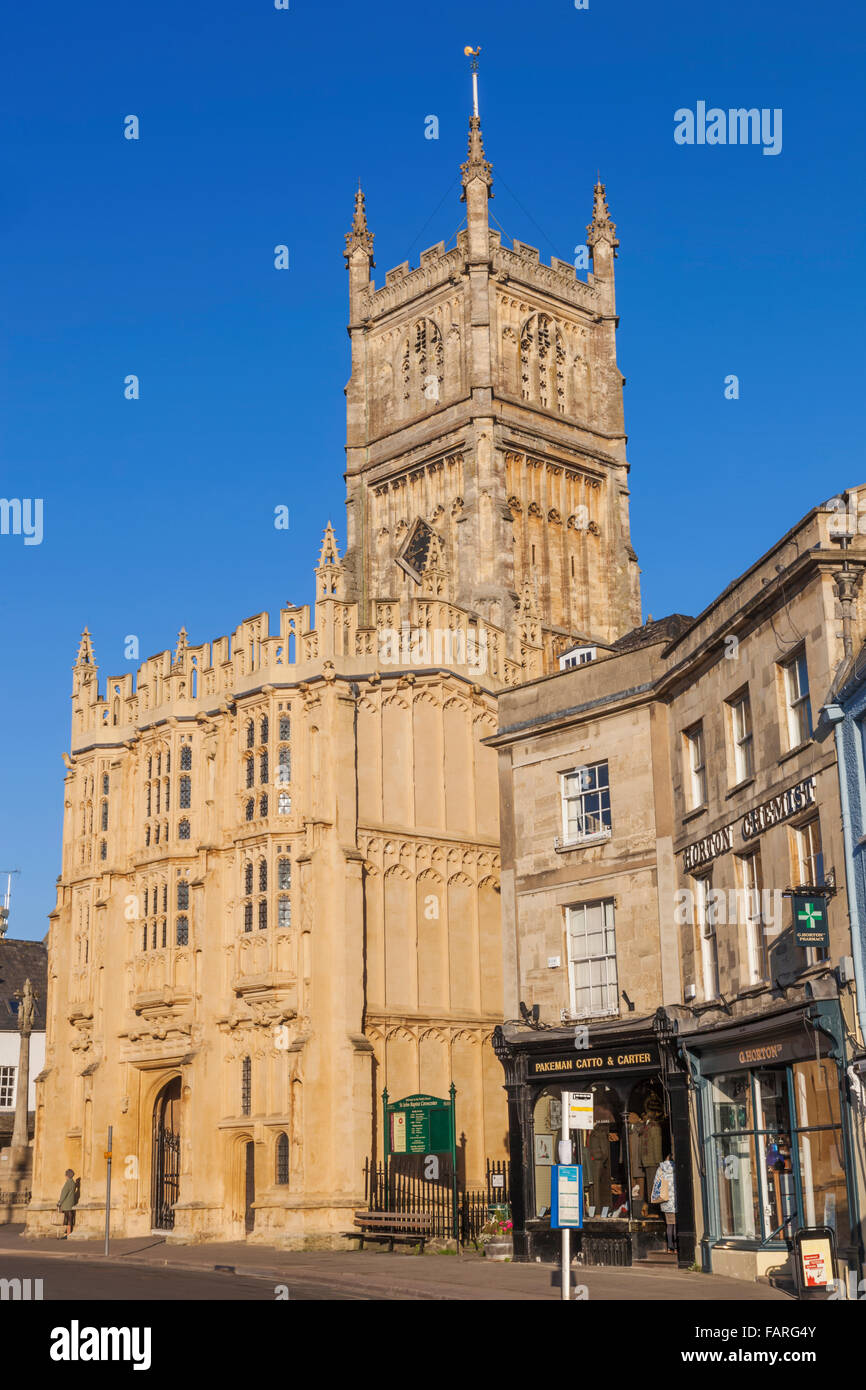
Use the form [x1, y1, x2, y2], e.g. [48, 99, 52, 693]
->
[480, 1204, 513, 1260]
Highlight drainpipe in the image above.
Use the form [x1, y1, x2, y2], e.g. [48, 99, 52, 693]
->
[823, 703, 866, 1043]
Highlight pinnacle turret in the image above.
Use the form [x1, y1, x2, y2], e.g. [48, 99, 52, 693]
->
[586, 180, 619, 256]
[460, 117, 493, 201]
[74, 627, 96, 667]
[344, 184, 375, 265]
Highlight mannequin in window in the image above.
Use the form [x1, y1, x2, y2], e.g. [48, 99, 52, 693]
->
[638, 1097, 664, 1214]
[586, 1114, 620, 1212]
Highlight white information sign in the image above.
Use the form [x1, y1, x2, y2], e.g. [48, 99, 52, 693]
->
[568, 1092, 594, 1131]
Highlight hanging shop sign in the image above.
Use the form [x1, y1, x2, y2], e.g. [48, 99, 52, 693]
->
[792, 893, 830, 948]
[681, 774, 818, 870]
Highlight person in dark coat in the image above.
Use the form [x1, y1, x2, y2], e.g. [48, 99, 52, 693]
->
[58, 1169, 77, 1238]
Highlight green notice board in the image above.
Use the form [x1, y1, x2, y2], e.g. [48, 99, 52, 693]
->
[388, 1094, 452, 1154]
[383, 1086, 459, 1239]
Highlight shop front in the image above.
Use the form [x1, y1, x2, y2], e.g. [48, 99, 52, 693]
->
[492, 1013, 695, 1266]
[684, 998, 862, 1286]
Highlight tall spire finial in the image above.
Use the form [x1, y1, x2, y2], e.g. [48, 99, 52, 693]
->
[344, 185, 375, 265]
[586, 180, 619, 257]
[74, 627, 96, 667]
[460, 46, 493, 203]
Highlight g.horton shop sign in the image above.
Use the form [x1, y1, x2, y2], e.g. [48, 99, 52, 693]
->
[530, 1047, 660, 1078]
[681, 775, 816, 872]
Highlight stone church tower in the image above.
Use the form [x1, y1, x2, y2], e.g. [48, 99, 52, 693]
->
[25, 99, 641, 1248]
[342, 114, 640, 658]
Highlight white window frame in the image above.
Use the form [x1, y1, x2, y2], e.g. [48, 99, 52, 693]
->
[781, 650, 812, 749]
[729, 692, 754, 784]
[695, 874, 719, 1000]
[560, 761, 611, 845]
[559, 646, 597, 670]
[737, 850, 767, 984]
[685, 725, 707, 809]
[566, 899, 619, 1018]
[793, 817, 827, 964]
[0, 1065, 16, 1108]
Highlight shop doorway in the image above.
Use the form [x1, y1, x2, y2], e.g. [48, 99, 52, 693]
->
[151, 1077, 181, 1232]
[244, 1141, 256, 1235]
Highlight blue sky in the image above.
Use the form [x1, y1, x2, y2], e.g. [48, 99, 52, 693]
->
[1, 0, 863, 938]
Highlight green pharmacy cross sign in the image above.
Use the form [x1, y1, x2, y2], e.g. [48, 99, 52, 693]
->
[383, 1086, 458, 1239]
[793, 893, 829, 948]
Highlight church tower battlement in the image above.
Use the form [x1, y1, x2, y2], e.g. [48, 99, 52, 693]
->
[342, 87, 641, 660]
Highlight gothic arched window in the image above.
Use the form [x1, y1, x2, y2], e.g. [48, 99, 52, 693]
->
[259, 860, 268, 893]
[179, 776, 191, 809]
[278, 748, 291, 784]
[278, 895, 291, 929]
[260, 750, 269, 784]
[260, 715, 269, 744]
[178, 818, 190, 840]
[279, 715, 291, 741]
[177, 881, 189, 911]
[244, 901, 253, 933]
[244, 862, 253, 895]
[245, 756, 254, 789]
[180, 744, 192, 771]
[259, 793, 268, 818]
[246, 720, 255, 750]
[176, 915, 189, 947]
[275, 1132, 289, 1185]
[245, 798, 254, 822]
[258, 899, 267, 931]
[241, 1056, 251, 1116]
[278, 792, 291, 815]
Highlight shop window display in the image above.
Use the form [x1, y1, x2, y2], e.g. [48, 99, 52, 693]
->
[532, 1081, 669, 1223]
[706, 1062, 850, 1247]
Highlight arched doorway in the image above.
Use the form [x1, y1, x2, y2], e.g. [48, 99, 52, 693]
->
[151, 1077, 181, 1231]
[244, 1141, 256, 1235]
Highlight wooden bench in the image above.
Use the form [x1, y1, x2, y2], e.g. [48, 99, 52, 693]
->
[344, 1210, 433, 1252]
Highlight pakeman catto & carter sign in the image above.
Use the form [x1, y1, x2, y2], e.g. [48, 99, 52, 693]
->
[681, 775, 817, 871]
[530, 1047, 659, 1078]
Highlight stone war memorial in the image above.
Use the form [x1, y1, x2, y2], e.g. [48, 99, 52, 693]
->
[26, 89, 642, 1246]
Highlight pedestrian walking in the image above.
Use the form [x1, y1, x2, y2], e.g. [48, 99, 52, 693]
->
[57, 1168, 77, 1238]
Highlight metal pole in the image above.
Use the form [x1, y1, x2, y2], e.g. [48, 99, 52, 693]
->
[382, 1089, 389, 1210]
[104, 1125, 113, 1257]
[449, 1082, 458, 1244]
[561, 1093, 571, 1301]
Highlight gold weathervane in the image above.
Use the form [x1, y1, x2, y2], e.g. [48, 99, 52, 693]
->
[464, 46, 482, 117]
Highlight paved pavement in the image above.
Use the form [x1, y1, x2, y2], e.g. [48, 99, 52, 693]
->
[0, 1225, 790, 1301]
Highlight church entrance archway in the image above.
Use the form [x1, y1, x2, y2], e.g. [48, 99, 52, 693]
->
[244, 1141, 256, 1235]
[151, 1076, 181, 1232]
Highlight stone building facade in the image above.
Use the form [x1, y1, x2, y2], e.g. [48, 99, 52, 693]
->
[491, 497, 866, 1285]
[26, 107, 641, 1245]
